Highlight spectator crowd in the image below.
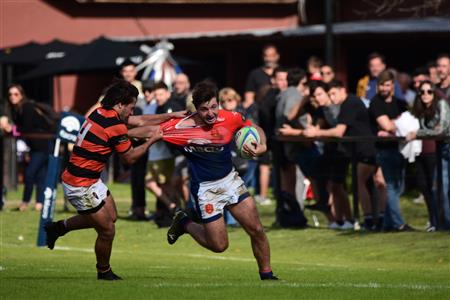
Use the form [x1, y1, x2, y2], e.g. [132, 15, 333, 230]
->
[1, 46, 450, 233]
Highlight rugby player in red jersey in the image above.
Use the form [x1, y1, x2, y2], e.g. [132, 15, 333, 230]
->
[44, 80, 184, 280]
[161, 80, 277, 280]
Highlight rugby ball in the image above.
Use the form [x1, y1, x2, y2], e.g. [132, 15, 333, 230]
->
[235, 126, 260, 159]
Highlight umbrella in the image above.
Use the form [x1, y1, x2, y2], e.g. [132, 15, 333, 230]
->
[0, 39, 79, 66]
[19, 37, 145, 80]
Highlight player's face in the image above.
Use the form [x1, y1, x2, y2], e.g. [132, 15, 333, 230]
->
[197, 97, 219, 125]
[119, 100, 136, 124]
[121, 65, 137, 83]
[377, 80, 394, 99]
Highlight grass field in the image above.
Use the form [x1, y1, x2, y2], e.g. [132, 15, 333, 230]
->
[1, 183, 449, 299]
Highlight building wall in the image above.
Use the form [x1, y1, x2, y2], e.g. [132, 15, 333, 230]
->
[1, 0, 298, 111]
[1, 0, 298, 48]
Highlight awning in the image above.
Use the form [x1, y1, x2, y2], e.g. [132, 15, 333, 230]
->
[109, 17, 450, 42]
[0, 40, 79, 66]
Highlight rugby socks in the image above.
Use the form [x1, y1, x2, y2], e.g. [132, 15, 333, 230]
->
[180, 217, 192, 233]
[97, 264, 122, 280]
[259, 269, 278, 280]
[96, 264, 111, 273]
[56, 220, 68, 236]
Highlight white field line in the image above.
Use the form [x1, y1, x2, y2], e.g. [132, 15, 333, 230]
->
[1, 243, 347, 268]
[1, 243, 449, 290]
[2, 242, 450, 290]
[142, 282, 450, 290]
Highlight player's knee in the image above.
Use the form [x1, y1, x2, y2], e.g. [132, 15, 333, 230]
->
[210, 241, 228, 253]
[249, 224, 265, 238]
[99, 223, 115, 240]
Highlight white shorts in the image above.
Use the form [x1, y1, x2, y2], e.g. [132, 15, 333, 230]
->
[193, 170, 250, 223]
[62, 179, 109, 214]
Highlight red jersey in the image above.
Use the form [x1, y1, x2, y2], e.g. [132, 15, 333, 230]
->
[61, 108, 131, 187]
[160, 110, 251, 183]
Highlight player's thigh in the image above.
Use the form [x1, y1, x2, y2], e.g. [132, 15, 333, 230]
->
[203, 217, 229, 248]
[228, 197, 264, 235]
[85, 204, 115, 236]
[103, 193, 117, 222]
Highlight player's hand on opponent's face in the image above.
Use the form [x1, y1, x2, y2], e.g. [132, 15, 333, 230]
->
[243, 142, 267, 157]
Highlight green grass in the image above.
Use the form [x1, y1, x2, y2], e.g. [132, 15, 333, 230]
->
[1, 183, 449, 299]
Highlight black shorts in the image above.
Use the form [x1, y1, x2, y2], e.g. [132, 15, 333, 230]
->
[321, 154, 350, 184]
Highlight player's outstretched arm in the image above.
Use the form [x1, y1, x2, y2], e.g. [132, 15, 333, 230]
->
[128, 111, 187, 127]
[128, 125, 160, 139]
[120, 129, 162, 165]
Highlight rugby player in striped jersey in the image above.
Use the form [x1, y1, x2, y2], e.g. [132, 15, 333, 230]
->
[44, 80, 184, 280]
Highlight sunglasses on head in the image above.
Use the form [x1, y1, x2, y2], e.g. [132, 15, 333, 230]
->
[419, 89, 434, 96]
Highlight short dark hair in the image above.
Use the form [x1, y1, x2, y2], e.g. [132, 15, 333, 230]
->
[272, 66, 288, 78]
[426, 61, 437, 69]
[326, 79, 345, 91]
[152, 81, 169, 91]
[368, 52, 386, 64]
[377, 70, 395, 85]
[142, 80, 155, 92]
[287, 68, 306, 87]
[309, 80, 327, 95]
[101, 80, 138, 109]
[192, 80, 218, 109]
[120, 58, 136, 69]
[412, 67, 430, 78]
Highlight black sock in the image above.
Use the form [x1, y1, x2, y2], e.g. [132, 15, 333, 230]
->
[96, 264, 111, 273]
[56, 220, 68, 236]
[259, 269, 274, 280]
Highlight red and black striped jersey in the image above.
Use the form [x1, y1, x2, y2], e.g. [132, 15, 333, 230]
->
[61, 107, 131, 187]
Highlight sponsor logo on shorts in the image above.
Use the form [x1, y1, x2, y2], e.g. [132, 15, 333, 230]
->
[205, 203, 214, 214]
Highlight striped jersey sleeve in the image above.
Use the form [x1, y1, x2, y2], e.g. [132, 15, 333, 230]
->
[61, 107, 130, 187]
